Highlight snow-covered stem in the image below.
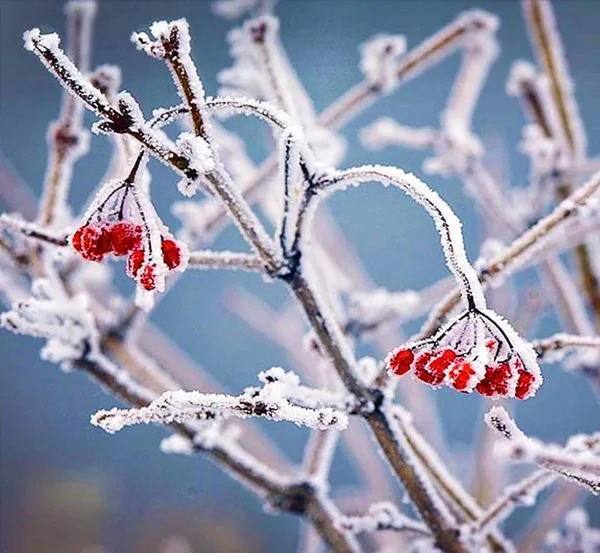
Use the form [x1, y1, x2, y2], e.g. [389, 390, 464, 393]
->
[28, 27, 283, 271]
[316, 165, 485, 311]
[362, 406, 470, 553]
[75, 349, 288, 497]
[93, 389, 348, 433]
[302, 428, 340, 483]
[532, 333, 600, 361]
[422, 168, 600, 336]
[339, 501, 430, 538]
[392, 407, 511, 553]
[0, 214, 69, 247]
[467, 470, 556, 541]
[522, 0, 586, 162]
[320, 10, 497, 129]
[133, 24, 281, 270]
[510, 40, 600, 331]
[485, 406, 600, 494]
[277, 128, 300, 257]
[37, 0, 96, 227]
[288, 273, 469, 552]
[443, 27, 497, 131]
[24, 30, 196, 178]
[187, 250, 265, 272]
[177, 10, 499, 243]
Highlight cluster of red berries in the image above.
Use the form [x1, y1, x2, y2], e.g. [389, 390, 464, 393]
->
[386, 339, 538, 400]
[71, 221, 183, 291]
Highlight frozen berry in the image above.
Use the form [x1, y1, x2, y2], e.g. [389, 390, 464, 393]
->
[138, 264, 156, 291]
[387, 348, 414, 376]
[127, 249, 145, 277]
[414, 352, 447, 386]
[161, 238, 181, 269]
[447, 358, 476, 391]
[71, 225, 111, 262]
[109, 222, 142, 256]
[515, 368, 536, 400]
[476, 362, 512, 397]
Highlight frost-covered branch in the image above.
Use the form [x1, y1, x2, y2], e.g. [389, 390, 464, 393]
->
[37, 0, 96, 228]
[339, 501, 430, 538]
[422, 169, 600, 336]
[532, 333, 600, 362]
[187, 250, 265, 272]
[0, 213, 69, 247]
[485, 406, 600, 494]
[523, 0, 586, 162]
[92, 367, 349, 433]
[392, 407, 511, 553]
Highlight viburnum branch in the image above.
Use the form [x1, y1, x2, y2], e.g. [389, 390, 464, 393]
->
[37, 0, 96, 228]
[320, 9, 498, 129]
[338, 501, 431, 538]
[532, 333, 600, 361]
[464, 470, 555, 546]
[187, 250, 265, 272]
[92, 388, 348, 433]
[176, 10, 500, 245]
[132, 20, 281, 270]
[392, 407, 511, 553]
[485, 406, 600, 494]
[422, 168, 600, 337]
[522, 0, 586, 162]
[0, 214, 69, 247]
[317, 165, 485, 311]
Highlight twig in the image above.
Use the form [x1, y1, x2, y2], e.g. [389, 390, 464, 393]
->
[532, 333, 600, 361]
[187, 250, 265, 272]
[37, 0, 96, 227]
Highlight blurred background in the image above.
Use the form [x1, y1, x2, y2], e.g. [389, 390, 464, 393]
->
[1, 0, 600, 551]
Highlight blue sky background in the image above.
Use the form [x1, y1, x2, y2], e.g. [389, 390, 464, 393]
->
[1, 0, 600, 551]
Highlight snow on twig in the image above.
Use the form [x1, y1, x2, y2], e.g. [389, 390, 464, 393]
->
[92, 367, 349, 433]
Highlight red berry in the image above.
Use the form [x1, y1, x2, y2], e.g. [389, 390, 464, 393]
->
[109, 222, 142, 256]
[447, 358, 476, 391]
[515, 368, 536, 400]
[71, 225, 110, 262]
[161, 238, 181, 269]
[429, 349, 457, 375]
[476, 362, 512, 397]
[138, 264, 156, 291]
[387, 348, 414, 376]
[127, 249, 145, 277]
[414, 352, 446, 386]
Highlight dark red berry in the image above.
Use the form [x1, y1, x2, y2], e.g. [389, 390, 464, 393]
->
[127, 249, 145, 277]
[515, 368, 536, 400]
[387, 348, 414, 376]
[161, 238, 181, 269]
[109, 222, 142, 256]
[71, 225, 110, 262]
[414, 352, 446, 386]
[476, 362, 512, 397]
[447, 358, 476, 391]
[138, 264, 156, 291]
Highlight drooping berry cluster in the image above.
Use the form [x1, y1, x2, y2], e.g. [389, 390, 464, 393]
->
[385, 309, 542, 400]
[70, 177, 188, 296]
[72, 221, 142, 262]
[71, 221, 186, 292]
